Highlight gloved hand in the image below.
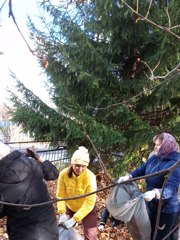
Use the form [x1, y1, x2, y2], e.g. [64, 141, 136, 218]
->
[98, 224, 105, 231]
[118, 174, 132, 183]
[26, 147, 40, 161]
[64, 217, 76, 229]
[58, 213, 68, 225]
[143, 190, 156, 202]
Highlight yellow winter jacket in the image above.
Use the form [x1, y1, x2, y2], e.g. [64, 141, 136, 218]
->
[56, 167, 97, 222]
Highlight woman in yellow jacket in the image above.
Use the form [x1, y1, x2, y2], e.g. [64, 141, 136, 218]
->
[56, 146, 97, 240]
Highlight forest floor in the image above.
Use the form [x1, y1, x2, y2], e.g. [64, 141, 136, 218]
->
[0, 172, 132, 240]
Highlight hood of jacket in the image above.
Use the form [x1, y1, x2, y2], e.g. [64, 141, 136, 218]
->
[0, 150, 34, 184]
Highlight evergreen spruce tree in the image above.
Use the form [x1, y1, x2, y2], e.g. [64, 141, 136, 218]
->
[9, 0, 180, 173]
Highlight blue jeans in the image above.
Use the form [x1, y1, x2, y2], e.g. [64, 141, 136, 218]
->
[149, 211, 179, 240]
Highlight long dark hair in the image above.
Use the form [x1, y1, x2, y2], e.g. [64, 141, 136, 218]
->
[68, 166, 73, 178]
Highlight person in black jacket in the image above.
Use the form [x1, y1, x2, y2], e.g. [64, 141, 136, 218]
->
[0, 142, 59, 240]
[98, 207, 121, 231]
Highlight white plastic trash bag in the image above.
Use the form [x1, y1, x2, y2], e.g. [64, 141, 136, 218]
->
[106, 182, 151, 240]
[59, 225, 83, 240]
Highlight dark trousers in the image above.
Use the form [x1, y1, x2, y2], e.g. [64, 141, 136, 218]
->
[149, 211, 179, 240]
[170, 211, 180, 240]
[66, 206, 97, 240]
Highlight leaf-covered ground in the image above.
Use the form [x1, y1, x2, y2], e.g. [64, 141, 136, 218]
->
[0, 172, 132, 240]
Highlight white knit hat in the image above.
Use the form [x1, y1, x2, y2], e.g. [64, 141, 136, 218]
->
[71, 146, 90, 166]
[0, 142, 11, 160]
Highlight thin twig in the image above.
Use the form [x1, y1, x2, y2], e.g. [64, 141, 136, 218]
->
[165, 6, 171, 28]
[88, 75, 175, 111]
[152, 160, 180, 239]
[152, 63, 180, 80]
[0, 0, 7, 12]
[8, 0, 43, 59]
[81, 125, 113, 182]
[162, 223, 180, 240]
[145, 0, 153, 19]
[153, 171, 170, 240]
[121, 0, 180, 40]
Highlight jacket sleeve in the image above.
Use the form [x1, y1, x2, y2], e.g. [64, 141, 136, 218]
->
[99, 207, 109, 224]
[0, 194, 6, 218]
[73, 174, 97, 222]
[41, 160, 59, 180]
[56, 171, 67, 214]
[158, 164, 180, 199]
[131, 161, 148, 178]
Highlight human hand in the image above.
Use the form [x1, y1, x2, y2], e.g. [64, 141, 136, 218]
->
[98, 224, 105, 231]
[64, 217, 76, 229]
[143, 190, 156, 202]
[58, 213, 68, 225]
[118, 174, 131, 183]
[26, 147, 40, 161]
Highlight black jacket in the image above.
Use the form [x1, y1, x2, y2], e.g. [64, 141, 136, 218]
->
[0, 150, 59, 240]
[99, 207, 120, 227]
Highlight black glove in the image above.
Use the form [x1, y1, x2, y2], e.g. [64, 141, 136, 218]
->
[26, 147, 40, 161]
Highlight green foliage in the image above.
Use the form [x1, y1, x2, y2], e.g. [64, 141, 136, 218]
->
[9, 0, 180, 174]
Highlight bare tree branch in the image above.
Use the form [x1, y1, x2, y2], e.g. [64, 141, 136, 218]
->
[88, 76, 175, 111]
[145, 0, 153, 19]
[0, 161, 179, 208]
[81, 124, 113, 182]
[121, 0, 180, 40]
[165, 6, 171, 28]
[8, 0, 44, 60]
[0, 0, 7, 13]
[150, 63, 180, 80]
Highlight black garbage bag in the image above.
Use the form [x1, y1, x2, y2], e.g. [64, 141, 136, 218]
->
[59, 225, 83, 240]
[106, 182, 151, 240]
